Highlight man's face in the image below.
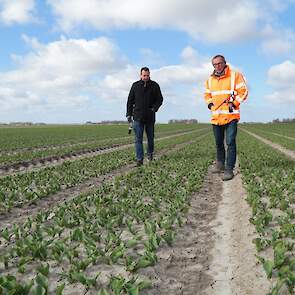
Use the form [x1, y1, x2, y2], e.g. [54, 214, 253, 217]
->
[140, 70, 150, 82]
[212, 57, 226, 73]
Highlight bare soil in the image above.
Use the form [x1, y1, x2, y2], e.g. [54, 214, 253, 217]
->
[139, 163, 271, 295]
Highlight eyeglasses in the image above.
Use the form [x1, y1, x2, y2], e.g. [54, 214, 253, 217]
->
[212, 62, 224, 67]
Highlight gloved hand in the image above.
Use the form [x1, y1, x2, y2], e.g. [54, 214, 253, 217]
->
[127, 116, 133, 123]
[208, 103, 214, 110]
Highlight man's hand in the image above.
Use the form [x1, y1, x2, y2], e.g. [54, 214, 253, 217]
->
[127, 116, 133, 123]
[208, 103, 214, 110]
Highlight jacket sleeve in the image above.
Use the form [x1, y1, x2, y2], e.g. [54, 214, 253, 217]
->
[126, 83, 135, 117]
[152, 83, 163, 112]
[233, 72, 248, 107]
[204, 79, 213, 105]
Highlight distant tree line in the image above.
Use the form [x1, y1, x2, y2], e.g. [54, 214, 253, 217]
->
[168, 119, 198, 124]
[272, 118, 295, 123]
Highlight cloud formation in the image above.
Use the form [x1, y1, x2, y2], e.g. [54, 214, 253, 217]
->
[0, 36, 212, 122]
[266, 60, 295, 103]
[48, 0, 261, 43]
[0, 0, 36, 25]
[0, 36, 126, 111]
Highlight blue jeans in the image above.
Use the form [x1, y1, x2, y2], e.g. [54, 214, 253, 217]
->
[212, 119, 238, 170]
[133, 120, 154, 161]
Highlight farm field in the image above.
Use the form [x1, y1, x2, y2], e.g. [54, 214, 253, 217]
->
[0, 122, 294, 295]
[241, 123, 295, 151]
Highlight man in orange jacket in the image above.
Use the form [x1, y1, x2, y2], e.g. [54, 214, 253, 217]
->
[204, 55, 248, 180]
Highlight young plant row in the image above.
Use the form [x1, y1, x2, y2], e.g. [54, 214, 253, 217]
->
[0, 126, 205, 166]
[0, 134, 215, 294]
[0, 130, 206, 214]
[238, 131, 295, 294]
[242, 124, 295, 151]
[0, 124, 201, 152]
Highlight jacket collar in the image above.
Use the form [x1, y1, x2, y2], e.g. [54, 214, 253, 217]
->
[211, 65, 230, 78]
[140, 79, 150, 83]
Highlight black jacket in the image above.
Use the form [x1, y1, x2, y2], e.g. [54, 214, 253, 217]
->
[126, 79, 163, 123]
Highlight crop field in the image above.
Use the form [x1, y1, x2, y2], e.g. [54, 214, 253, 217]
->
[0, 122, 294, 295]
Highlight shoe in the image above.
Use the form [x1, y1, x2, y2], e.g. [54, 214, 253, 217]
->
[212, 161, 225, 173]
[222, 169, 234, 181]
[147, 154, 153, 161]
[136, 160, 143, 166]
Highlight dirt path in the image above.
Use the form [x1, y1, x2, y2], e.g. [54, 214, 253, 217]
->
[140, 163, 271, 295]
[0, 129, 206, 177]
[205, 163, 271, 295]
[268, 132, 295, 141]
[140, 165, 222, 295]
[241, 128, 295, 160]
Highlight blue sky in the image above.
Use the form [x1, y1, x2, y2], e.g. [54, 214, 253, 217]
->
[0, 0, 295, 124]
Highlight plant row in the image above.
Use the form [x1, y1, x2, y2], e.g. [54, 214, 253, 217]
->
[0, 127, 206, 166]
[238, 130, 295, 294]
[242, 124, 295, 151]
[0, 124, 201, 152]
[0, 131, 205, 214]
[0, 134, 215, 294]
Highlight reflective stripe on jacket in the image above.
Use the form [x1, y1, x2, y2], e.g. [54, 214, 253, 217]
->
[204, 65, 248, 125]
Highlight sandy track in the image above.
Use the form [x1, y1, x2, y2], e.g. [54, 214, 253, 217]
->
[205, 164, 271, 295]
[241, 128, 295, 160]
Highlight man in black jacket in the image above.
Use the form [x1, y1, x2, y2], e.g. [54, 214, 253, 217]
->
[126, 67, 163, 166]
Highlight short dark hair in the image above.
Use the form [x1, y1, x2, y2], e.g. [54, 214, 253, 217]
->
[140, 67, 150, 73]
[211, 55, 226, 64]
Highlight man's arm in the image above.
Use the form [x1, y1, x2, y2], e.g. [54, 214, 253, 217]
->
[126, 83, 135, 118]
[152, 83, 163, 112]
[232, 72, 248, 108]
[204, 79, 213, 109]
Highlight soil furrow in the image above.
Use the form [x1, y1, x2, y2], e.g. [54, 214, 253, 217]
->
[241, 128, 295, 160]
[0, 138, 200, 232]
[0, 129, 206, 177]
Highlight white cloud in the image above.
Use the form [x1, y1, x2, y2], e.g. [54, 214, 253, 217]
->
[0, 36, 126, 112]
[266, 60, 295, 103]
[260, 25, 295, 55]
[0, 0, 36, 25]
[48, 0, 261, 43]
[0, 40, 213, 122]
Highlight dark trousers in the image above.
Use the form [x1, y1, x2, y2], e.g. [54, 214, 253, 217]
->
[212, 119, 238, 170]
[133, 120, 154, 161]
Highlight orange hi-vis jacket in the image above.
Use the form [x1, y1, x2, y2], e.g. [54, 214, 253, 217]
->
[204, 65, 248, 125]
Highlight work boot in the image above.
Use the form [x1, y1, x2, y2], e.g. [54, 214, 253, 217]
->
[147, 154, 153, 162]
[222, 169, 234, 181]
[212, 161, 225, 173]
[136, 160, 143, 167]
